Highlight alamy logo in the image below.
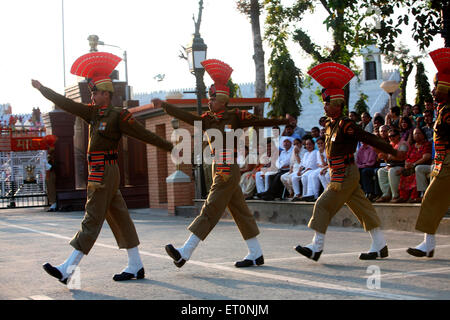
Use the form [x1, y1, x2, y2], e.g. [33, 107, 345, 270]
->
[67, 265, 81, 290]
[366, 265, 381, 289]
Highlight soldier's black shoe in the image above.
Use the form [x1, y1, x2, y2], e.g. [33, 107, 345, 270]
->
[406, 248, 434, 258]
[42, 263, 67, 285]
[359, 245, 389, 260]
[165, 244, 186, 268]
[235, 255, 264, 268]
[113, 267, 145, 281]
[294, 245, 322, 261]
[300, 195, 315, 202]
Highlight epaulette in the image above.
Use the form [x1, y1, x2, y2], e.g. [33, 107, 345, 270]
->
[120, 108, 135, 124]
[339, 117, 355, 135]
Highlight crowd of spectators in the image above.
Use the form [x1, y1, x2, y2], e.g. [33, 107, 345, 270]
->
[237, 101, 436, 204]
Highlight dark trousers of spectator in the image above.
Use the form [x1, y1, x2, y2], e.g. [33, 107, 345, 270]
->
[359, 168, 381, 200]
[262, 169, 290, 200]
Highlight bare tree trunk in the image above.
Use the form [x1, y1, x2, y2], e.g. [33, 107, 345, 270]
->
[250, 0, 265, 117]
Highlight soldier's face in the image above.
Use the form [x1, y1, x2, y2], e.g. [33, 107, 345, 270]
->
[208, 96, 226, 113]
[91, 91, 109, 106]
[324, 102, 341, 119]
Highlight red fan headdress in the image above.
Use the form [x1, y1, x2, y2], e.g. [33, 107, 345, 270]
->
[70, 52, 122, 93]
[429, 48, 450, 94]
[201, 59, 233, 103]
[307, 62, 354, 104]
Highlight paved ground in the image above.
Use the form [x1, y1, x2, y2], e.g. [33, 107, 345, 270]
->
[0, 207, 449, 302]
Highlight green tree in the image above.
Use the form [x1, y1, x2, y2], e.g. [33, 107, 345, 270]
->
[414, 62, 433, 109]
[264, 0, 303, 118]
[236, 0, 266, 116]
[264, 1, 440, 112]
[354, 92, 370, 115]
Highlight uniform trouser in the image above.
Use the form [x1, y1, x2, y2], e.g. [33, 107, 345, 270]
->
[377, 166, 402, 198]
[45, 171, 56, 205]
[308, 164, 381, 234]
[415, 154, 450, 234]
[70, 163, 140, 255]
[415, 164, 432, 192]
[188, 163, 260, 241]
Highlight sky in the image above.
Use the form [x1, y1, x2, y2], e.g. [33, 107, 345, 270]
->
[0, 0, 445, 115]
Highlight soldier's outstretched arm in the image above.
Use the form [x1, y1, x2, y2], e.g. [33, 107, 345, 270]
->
[351, 122, 405, 159]
[237, 111, 289, 128]
[152, 98, 203, 127]
[31, 79, 92, 122]
[119, 109, 173, 152]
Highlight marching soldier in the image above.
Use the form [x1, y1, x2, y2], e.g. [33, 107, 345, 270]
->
[294, 62, 405, 262]
[407, 48, 450, 258]
[152, 59, 288, 268]
[32, 52, 173, 284]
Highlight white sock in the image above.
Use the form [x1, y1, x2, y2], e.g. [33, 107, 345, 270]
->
[368, 228, 387, 253]
[56, 249, 84, 280]
[306, 232, 325, 253]
[50, 203, 57, 209]
[244, 237, 263, 261]
[416, 233, 435, 253]
[177, 233, 201, 261]
[122, 246, 144, 275]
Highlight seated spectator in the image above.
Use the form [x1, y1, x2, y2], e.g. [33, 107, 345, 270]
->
[395, 128, 432, 203]
[376, 128, 409, 202]
[421, 109, 434, 142]
[424, 97, 436, 120]
[399, 116, 414, 145]
[349, 111, 360, 124]
[372, 115, 385, 136]
[259, 137, 293, 201]
[286, 113, 306, 139]
[307, 137, 330, 200]
[411, 104, 424, 128]
[356, 141, 379, 202]
[281, 138, 304, 198]
[360, 112, 373, 133]
[291, 137, 319, 202]
[402, 104, 413, 118]
[310, 126, 320, 149]
[319, 116, 327, 129]
[239, 146, 257, 200]
[319, 127, 326, 138]
[255, 142, 278, 195]
[385, 106, 401, 129]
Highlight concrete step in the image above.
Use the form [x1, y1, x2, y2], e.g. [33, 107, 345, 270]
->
[192, 199, 450, 235]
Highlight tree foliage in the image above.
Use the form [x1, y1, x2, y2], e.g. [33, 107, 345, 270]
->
[414, 61, 433, 109]
[264, 0, 303, 118]
[353, 92, 370, 115]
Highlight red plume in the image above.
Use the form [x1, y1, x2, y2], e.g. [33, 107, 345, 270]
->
[70, 52, 122, 78]
[307, 62, 355, 89]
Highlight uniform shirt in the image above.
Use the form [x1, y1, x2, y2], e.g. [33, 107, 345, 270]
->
[39, 86, 173, 153]
[161, 102, 288, 158]
[324, 116, 396, 159]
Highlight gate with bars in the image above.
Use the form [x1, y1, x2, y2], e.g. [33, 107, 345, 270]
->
[0, 127, 49, 208]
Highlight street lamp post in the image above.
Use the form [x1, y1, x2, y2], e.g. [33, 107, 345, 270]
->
[185, 32, 207, 199]
[87, 35, 131, 101]
[380, 80, 400, 109]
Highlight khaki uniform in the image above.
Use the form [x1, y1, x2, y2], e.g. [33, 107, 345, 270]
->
[39, 86, 173, 254]
[309, 116, 397, 234]
[415, 103, 450, 234]
[161, 102, 286, 240]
